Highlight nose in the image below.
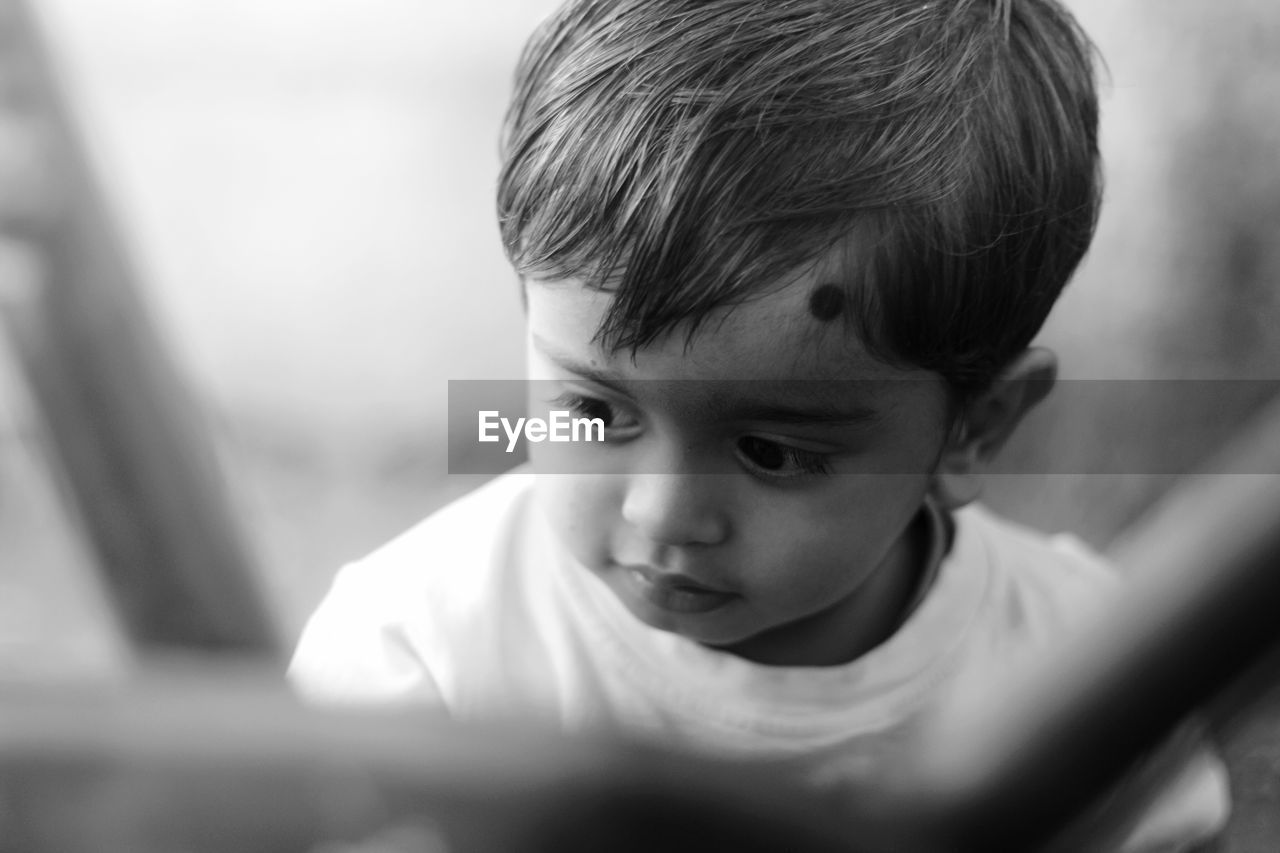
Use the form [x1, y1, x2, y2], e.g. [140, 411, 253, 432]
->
[620, 473, 730, 548]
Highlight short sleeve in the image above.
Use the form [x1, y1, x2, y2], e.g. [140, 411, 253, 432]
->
[287, 563, 445, 709]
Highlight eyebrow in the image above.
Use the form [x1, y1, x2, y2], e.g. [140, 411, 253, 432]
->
[726, 395, 882, 427]
[532, 334, 627, 388]
[532, 334, 883, 428]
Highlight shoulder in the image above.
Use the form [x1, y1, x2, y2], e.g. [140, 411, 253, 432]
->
[354, 470, 536, 591]
[945, 508, 1231, 850]
[288, 470, 540, 703]
[319, 470, 540, 624]
[953, 503, 1121, 643]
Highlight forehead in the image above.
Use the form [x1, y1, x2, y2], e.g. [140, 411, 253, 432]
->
[525, 274, 925, 384]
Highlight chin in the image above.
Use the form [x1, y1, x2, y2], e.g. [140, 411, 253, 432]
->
[615, 594, 743, 644]
[643, 611, 757, 650]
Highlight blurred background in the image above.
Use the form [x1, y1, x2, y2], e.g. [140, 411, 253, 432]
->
[0, 0, 1276, 847]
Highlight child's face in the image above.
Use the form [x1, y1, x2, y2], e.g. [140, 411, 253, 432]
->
[525, 274, 955, 667]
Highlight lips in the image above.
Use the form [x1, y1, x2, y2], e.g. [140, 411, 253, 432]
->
[616, 564, 737, 614]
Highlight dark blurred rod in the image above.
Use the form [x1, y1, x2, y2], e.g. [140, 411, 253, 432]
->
[897, 393, 1280, 851]
[0, 670, 857, 853]
[0, 0, 282, 659]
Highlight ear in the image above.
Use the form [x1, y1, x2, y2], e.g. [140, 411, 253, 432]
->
[930, 348, 1057, 510]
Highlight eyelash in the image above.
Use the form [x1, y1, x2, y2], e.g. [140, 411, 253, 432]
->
[548, 391, 833, 480]
[735, 436, 833, 480]
[549, 391, 630, 434]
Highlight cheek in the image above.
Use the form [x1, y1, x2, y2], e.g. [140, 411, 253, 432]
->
[533, 474, 617, 566]
[739, 477, 928, 586]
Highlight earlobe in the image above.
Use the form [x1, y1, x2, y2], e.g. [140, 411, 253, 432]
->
[930, 420, 986, 509]
[930, 452, 985, 510]
[929, 348, 1058, 511]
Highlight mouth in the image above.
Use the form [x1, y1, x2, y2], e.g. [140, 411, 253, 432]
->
[615, 564, 737, 615]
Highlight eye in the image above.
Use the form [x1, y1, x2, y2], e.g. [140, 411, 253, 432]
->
[549, 391, 640, 439]
[553, 392, 613, 425]
[736, 436, 832, 479]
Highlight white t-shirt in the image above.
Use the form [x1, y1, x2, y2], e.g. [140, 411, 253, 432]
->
[289, 471, 1230, 851]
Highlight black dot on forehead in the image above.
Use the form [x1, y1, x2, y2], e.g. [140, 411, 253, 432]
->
[807, 283, 845, 322]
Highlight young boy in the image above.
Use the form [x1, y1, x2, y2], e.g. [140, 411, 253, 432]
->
[291, 0, 1229, 848]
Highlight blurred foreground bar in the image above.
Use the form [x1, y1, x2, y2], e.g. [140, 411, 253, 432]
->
[0, 0, 280, 658]
[0, 667, 856, 853]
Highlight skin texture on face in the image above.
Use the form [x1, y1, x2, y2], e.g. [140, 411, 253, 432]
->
[525, 274, 957, 667]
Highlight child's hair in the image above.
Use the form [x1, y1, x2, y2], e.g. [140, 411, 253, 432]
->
[497, 0, 1101, 397]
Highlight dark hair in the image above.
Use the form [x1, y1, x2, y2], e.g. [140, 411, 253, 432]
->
[497, 0, 1101, 395]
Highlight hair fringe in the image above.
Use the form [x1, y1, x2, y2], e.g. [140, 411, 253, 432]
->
[498, 0, 1101, 392]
